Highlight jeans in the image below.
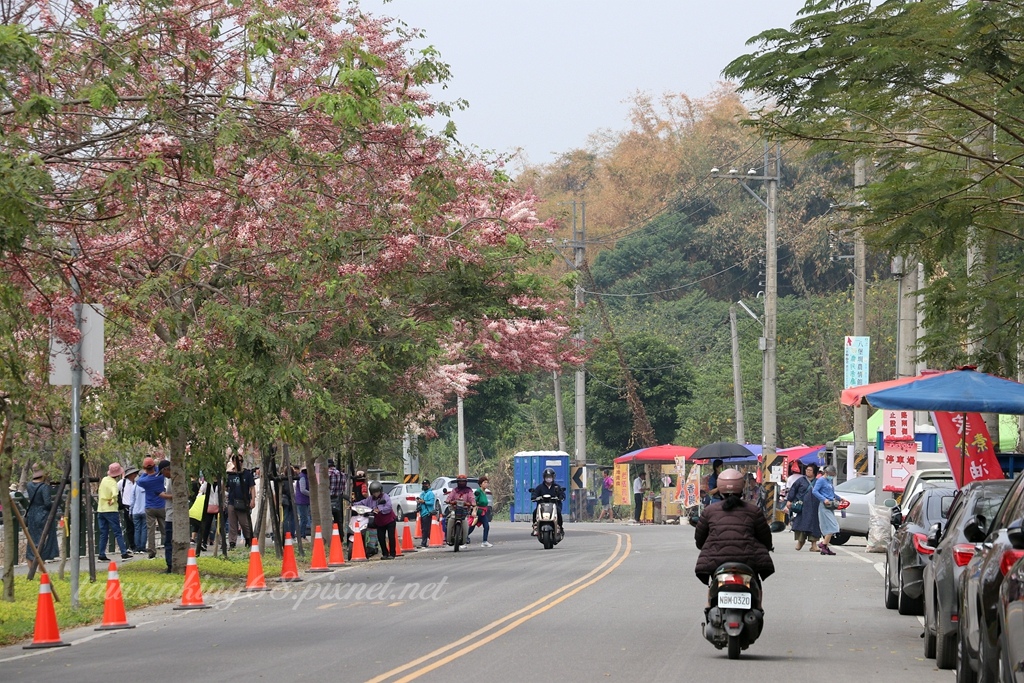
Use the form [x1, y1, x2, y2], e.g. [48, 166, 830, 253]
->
[282, 505, 295, 537]
[132, 512, 148, 551]
[97, 512, 127, 557]
[296, 504, 311, 538]
[468, 507, 490, 542]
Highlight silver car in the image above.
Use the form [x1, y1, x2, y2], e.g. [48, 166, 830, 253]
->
[386, 484, 422, 521]
[831, 475, 876, 545]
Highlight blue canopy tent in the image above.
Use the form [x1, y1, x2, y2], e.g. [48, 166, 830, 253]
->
[864, 368, 1024, 414]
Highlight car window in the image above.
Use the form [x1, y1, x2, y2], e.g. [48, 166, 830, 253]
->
[991, 477, 1024, 531]
[936, 495, 955, 519]
[835, 477, 875, 495]
[973, 490, 1008, 523]
[907, 494, 925, 523]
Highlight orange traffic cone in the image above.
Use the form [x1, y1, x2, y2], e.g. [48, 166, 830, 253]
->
[173, 548, 211, 610]
[24, 573, 70, 649]
[242, 541, 270, 592]
[412, 513, 422, 540]
[349, 528, 368, 562]
[308, 526, 331, 573]
[279, 532, 303, 582]
[393, 531, 403, 558]
[96, 562, 135, 631]
[429, 517, 443, 547]
[328, 524, 346, 567]
[401, 522, 416, 553]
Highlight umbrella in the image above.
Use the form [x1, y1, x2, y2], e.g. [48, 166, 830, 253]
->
[614, 444, 696, 465]
[860, 368, 1024, 414]
[690, 442, 756, 461]
[840, 369, 951, 407]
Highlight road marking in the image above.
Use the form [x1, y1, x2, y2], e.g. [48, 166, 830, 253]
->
[834, 545, 875, 564]
[364, 532, 632, 683]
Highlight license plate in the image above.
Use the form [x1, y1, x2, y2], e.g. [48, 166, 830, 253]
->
[717, 592, 751, 609]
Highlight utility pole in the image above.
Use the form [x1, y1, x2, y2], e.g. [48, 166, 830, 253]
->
[457, 396, 467, 475]
[553, 372, 567, 452]
[573, 201, 586, 467]
[711, 143, 780, 478]
[729, 305, 746, 444]
[853, 158, 869, 474]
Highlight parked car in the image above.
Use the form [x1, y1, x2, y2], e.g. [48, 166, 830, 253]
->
[958, 473, 1024, 683]
[831, 475, 876, 545]
[386, 484, 421, 521]
[997, 521, 1024, 683]
[898, 467, 954, 507]
[921, 479, 1012, 669]
[429, 476, 480, 517]
[884, 485, 957, 615]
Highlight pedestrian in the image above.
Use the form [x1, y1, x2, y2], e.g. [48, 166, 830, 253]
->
[157, 459, 173, 572]
[328, 459, 344, 528]
[467, 475, 492, 547]
[632, 471, 646, 523]
[415, 479, 435, 548]
[97, 462, 132, 561]
[350, 470, 368, 503]
[24, 464, 58, 564]
[194, 478, 221, 556]
[119, 466, 140, 551]
[706, 459, 725, 503]
[813, 464, 841, 555]
[294, 465, 311, 539]
[786, 463, 821, 552]
[226, 455, 255, 549]
[598, 468, 615, 521]
[130, 465, 148, 553]
[280, 466, 296, 538]
[355, 481, 398, 559]
[135, 456, 166, 559]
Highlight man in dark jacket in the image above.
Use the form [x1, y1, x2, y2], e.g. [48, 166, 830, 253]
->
[693, 469, 775, 586]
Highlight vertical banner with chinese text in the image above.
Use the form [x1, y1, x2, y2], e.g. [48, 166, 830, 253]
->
[613, 463, 632, 506]
[931, 412, 1003, 487]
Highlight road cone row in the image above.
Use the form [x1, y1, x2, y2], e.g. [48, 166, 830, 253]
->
[96, 562, 135, 631]
[280, 532, 303, 582]
[174, 548, 211, 610]
[328, 524, 346, 567]
[24, 574, 70, 649]
[308, 526, 332, 573]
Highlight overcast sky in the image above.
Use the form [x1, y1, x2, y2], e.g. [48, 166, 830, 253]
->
[355, 0, 810, 166]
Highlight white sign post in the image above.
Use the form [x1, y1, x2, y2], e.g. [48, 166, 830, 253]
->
[49, 304, 105, 385]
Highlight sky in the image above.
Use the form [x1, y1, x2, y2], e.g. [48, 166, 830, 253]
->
[355, 0, 811, 167]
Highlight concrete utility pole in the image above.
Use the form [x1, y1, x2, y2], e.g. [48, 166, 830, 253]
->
[853, 158, 869, 471]
[729, 305, 746, 444]
[713, 144, 780, 475]
[553, 372, 567, 452]
[573, 201, 586, 466]
[457, 396, 467, 475]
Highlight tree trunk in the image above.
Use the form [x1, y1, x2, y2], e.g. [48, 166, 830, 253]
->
[314, 456, 334, 555]
[170, 432, 191, 573]
[1, 465, 15, 602]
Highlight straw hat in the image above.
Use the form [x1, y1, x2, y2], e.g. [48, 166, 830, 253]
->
[31, 465, 46, 480]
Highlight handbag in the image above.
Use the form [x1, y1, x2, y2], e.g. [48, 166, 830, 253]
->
[189, 492, 206, 521]
[790, 499, 803, 513]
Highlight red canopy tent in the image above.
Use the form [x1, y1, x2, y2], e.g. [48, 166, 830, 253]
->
[840, 369, 951, 407]
[613, 444, 696, 465]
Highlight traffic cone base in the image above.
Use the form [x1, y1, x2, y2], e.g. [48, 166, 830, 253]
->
[401, 522, 416, 553]
[349, 528, 368, 562]
[96, 562, 135, 630]
[174, 548, 211, 610]
[308, 526, 332, 573]
[242, 541, 270, 592]
[328, 524, 346, 567]
[278, 532, 304, 582]
[24, 574, 70, 649]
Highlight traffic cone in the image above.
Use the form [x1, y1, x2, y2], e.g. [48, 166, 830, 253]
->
[394, 531, 403, 557]
[429, 517, 443, 547]
[24, 574, 70, 649]
[96, 562, 135, 630]
[349, 528, 368, 562]
[279, 532, 303, 582]
[328, 524, 346, 567]
[242, 541, 270, 592]
[308, 526, 331, 573]
[412, 513, 422, 540]
[401, 522, 416, 553]
[173, 548, 211, 610]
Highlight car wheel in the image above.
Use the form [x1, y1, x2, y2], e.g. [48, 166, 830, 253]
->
[935, 615, 956, 670]
[884, 555, 898, 610]
[958, 621, 978, 683]
[897, 563, 923, 616]
[831, 532, 850, 546]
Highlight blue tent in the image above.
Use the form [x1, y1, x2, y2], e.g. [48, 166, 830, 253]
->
[864, 368, 1024, 415]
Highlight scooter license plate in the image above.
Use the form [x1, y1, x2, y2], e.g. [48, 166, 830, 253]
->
[717, 592, 751, 609]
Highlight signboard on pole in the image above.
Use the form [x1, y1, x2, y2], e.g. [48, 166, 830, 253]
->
[882, 439, 917, 492]
[844, 336, 870, 389]
[49, 304, 104, 386]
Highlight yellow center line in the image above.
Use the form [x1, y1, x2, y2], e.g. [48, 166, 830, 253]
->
[364, 532, 631, 683]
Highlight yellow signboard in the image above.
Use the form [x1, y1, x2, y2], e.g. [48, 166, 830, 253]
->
[613, 463, 632, 506]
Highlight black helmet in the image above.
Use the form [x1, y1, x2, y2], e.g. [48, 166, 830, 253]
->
[368, 480, 383, 496]
[543, 468, 555, 481]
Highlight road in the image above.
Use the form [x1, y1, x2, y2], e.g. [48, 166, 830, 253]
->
[0, 522, 952, 682]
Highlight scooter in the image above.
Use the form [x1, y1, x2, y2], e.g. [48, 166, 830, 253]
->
[348, 504, 380, 559]
[446, 500, 470, 552]
[702, 562, 764, 659]
[532, 492, 563, 550]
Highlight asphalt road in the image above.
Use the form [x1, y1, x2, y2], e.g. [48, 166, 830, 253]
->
[0, 522, 953, 682]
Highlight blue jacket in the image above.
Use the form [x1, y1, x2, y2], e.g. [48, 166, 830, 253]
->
[417, 489, 436, 517]
[135, 473, 166, 509]
[812, 476, 836, 503]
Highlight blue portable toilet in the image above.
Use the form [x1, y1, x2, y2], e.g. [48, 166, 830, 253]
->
[513, 451, 570, 522]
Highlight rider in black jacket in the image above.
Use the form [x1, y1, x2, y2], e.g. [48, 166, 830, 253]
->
[531, 468, 565, 535]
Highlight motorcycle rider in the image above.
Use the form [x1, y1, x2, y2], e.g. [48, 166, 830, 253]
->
[354, 480, 398, 559]
[531, 468, 565, 537]
[693, 468, 774, 609]
[444, 474, 476, 545]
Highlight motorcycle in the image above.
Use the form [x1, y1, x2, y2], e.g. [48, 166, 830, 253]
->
[702, 562, 764, 659]
[446, 500, 471, 552]
[348, 504, 380, 559]
[531, 492, 563, 550]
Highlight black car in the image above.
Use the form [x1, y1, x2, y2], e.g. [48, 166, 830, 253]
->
[921, 480, 1011, 669]
[958, 473, 1024, 683]
[997, 521, 1024, 683]
[884, 485, 957, 616]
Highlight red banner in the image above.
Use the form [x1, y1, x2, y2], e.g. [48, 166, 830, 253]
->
[931, 411, 1003, 487]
